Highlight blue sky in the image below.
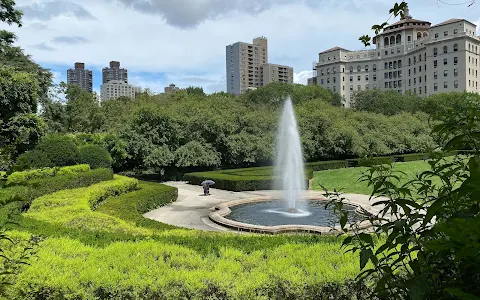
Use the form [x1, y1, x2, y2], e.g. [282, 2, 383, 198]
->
[2, 0, 479, 94]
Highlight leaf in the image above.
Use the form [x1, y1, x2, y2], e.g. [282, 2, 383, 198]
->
[359, 248, 372, 270]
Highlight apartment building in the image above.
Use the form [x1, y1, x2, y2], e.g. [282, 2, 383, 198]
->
[314, 6, 480, 107]
[260, 63, 294, 85]
[67, 62, 92, 92]
[102, 61, 128, 84]
[100, 80, 141, 102]
[226, 37, 294, 95]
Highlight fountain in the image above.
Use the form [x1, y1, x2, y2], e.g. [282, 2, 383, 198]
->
[273, 97, 306, 213]
[208, 97, 369, 234]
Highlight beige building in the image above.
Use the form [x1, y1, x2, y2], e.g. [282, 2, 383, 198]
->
[314, 6, 480, 107]
[164, 83, 180, 93]
[260, 63, 294, 85]
[100, 80, 141, 102]
[226, 37, 293, 95]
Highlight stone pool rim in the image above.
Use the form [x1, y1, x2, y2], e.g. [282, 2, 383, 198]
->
[208, 195, 374, 234]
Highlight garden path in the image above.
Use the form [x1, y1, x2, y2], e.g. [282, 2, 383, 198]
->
[143, 181, 382, 232]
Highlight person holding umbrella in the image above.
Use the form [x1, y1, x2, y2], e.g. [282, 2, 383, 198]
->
[201, 180, 215, 196]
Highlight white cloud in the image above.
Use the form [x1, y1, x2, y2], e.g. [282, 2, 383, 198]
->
[294, 70, 314, 85]
[2, 0, 478, 93]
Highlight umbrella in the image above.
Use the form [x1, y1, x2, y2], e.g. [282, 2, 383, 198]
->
[200, 180, 215, 186]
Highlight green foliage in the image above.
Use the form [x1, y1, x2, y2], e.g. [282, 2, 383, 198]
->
[185, 86, 205, 96]
[78, 144, 112, 169]
[0, 113, 46, 162]
[174, 141, 221, 168]
[25, 175, 144, 235]
[5, 164, 90, 186]
[9, 235, 367, 299]
[324, 98, 480, 299]
[0, 0, 23, 27]
[351, 89, 422, 116]
[0, 68, 38, 123]
[33, 134, 80, 167]
[0, 168, 113, 217]
[97, 181, 178, 231]
[63, 83, 104, 133]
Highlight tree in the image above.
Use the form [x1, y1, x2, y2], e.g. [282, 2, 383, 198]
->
[63, 83, 104, 133]
[185, 86, 205, 96]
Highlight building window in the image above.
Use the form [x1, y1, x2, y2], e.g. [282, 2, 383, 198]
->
[454, 57, 458, 65]
[389, 62, 393, 69]
[414, 57, 416, 64]
[357, 85, 361, 91]
[357, 65, 361, 72]
[408, 69, 411, 76]
[434, 33, 439, 38]
[443, 46, 448, 54]
[453, 44, 458, 52]
[408, 35, 411, 42]
[350, 85, 353, 91]
[454, 80, 458, 88]
[398, 60, 402, 68]
[454, 68, 458, 76]
[434, 71, 438, 79]
[357, 75, 361, 81]
[333, 77, 336, 83]
[434, 82, 438, 91]
[433, 48, 437, 56]
[444, 81, 448, 88]
[444, 31, 448, 36]
[349, 66, 353, 73]
[365, 75, 369, 81]
[454, 29, 458, 34]
[373, 64, 377, 71]
[365, 65, 369, 72]
[327, 68, 330, 74]
[444, 70, 448, 77]
[408, 58, 411, 66]
[333, 67, 336, 73]
[444, 58, 448, 65]
[419, 87, 422, 94]
[434, 60, 438, 68]
[384, 62, 388, 69]
[373, 74, 377, 81]
[327, 78, 330, 83]
[409, 79, 411, 86]
[350, 76, 353, 82]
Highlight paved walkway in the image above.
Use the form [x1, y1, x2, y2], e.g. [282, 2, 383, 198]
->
[143, 181, 382, 232]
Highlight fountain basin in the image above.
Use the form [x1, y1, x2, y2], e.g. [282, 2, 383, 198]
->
[209, 196, 373, 234]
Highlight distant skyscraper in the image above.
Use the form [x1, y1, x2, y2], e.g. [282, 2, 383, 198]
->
[102, 61, 128, 84]
[67, 62, 92, 92]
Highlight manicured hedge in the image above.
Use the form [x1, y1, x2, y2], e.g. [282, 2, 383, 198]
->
[183, 151, 468, 191]
[0, 168, 113, 216]
[24, 175, 145, 235]
[97, 181, 178, 231]
[9, 235, 369, 300]
[5, 164, 90, 186]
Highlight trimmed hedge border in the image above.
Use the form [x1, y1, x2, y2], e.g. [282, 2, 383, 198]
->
[184, 150, 475, 191]
[97, 181, 178, 231]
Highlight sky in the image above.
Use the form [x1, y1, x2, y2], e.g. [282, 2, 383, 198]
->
[1, 0, 479, 94]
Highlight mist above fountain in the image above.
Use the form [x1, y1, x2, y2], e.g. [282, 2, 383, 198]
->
[273, 97, 307, 213]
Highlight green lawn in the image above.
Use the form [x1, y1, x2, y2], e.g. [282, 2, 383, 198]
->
[311, 160, 432, 195]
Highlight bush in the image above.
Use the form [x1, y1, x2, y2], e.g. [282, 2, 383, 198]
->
[5, 164, 90, 186]
[97, 181, 178, 231]
[12, 150, 51, 171]
[25, 175, 144, 235]
[34, 135, 80, 167]
[0, 168, 113, 214]
[78, 144, 112, 169]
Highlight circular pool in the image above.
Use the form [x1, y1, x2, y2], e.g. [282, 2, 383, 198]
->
[225, 200, 362, 227]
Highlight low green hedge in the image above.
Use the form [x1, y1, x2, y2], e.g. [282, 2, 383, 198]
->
[24, 175, 145, 235]
[0, 168, 113, 219]
[5, 164, 91, 186]
[97, 181, 178, 231]
[184, 151, 470, 191]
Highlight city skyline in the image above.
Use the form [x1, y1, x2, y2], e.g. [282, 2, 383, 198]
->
[1, 0, 479, 95]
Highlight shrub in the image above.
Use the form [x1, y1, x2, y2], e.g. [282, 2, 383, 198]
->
[78, 144, 112, 169]
[25, 175, 144, 235]
[97, 181, 178, 231]
[12, 150, 51, 171]
[306, 160, 348, 171]
[5, 164, 90, 186]
[34, 135, 80, 167]
[0, 168, 113, 214]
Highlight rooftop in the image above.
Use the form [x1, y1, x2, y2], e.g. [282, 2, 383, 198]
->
[319, 46, 349, 54]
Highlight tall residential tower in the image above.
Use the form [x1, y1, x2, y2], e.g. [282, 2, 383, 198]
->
[102, 61, 128, 84]
[226, 37, 293, 95]
[67, 62, 92, 92]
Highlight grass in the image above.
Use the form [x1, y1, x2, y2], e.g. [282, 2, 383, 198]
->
[311, 160, 432, 195]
